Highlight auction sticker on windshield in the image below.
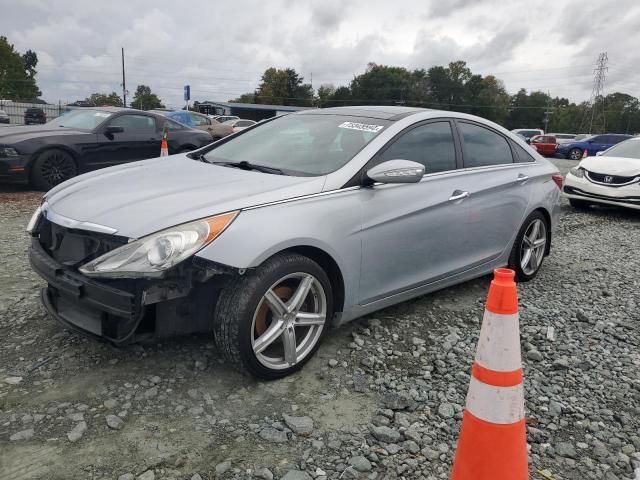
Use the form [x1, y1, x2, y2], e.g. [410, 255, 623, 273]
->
[338, 122, 384, 133]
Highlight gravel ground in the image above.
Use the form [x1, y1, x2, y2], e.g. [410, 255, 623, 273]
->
[1, 159, 639, 480]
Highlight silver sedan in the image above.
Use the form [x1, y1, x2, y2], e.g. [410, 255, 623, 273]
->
[28, 106, 562, 378]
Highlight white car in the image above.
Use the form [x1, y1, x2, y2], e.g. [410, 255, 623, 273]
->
[564, 137, 640, 211]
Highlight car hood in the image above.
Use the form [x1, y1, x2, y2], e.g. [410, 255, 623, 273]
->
[579, 156, 640, 176]
[0, 125, 89, 144]
[44, 155, 326, 238]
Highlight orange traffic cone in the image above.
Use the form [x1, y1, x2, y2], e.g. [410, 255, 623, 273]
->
[450, 268, 527, 480]
[160, 137, 169, 157]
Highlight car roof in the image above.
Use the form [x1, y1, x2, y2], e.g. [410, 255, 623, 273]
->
[297, 105, 427, 120]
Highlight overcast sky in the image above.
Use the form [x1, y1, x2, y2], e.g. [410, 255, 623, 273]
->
[3, 0, 640, 107]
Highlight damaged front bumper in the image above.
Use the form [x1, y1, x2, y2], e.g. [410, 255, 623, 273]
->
[29, 238, 233, 344]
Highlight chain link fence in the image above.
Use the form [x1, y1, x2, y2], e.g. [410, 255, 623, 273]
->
[0, 101, 65, 125]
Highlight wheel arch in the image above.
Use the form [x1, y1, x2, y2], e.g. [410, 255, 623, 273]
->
[28, 145, 80, 182]
[264, 245, 345, 315]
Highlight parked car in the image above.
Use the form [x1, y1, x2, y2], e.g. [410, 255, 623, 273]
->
[0, 107, 213, 190]
[24, 107, 46, 125]
[556, 134, 633, 160]
[529, 134, 557, 156]
[27, 106, 562, 378]
[0, 109, 9, 124]
[163, 110, 216, 133]
[511, 128, 544, 141]
[549, 133, 576, 144]
[564, 137, 640, 210]
[209, 118, 257, 139]
[212, 115, 240, 123]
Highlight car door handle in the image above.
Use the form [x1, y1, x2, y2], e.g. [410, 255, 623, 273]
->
[448, 190, 470, 201]
[516, 174, 529, 183]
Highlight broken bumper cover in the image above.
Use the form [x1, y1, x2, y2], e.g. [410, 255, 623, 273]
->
[30, 239, 143, 342]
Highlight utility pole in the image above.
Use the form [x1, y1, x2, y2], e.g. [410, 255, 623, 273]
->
[579, 52, 608, 134]
[121, 47, 127, 108]
[543, 91, 553, 133]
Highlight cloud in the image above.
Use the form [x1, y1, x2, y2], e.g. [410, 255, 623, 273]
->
[2, 0, 639, 106]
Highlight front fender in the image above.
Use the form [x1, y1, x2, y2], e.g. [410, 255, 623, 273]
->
[195, 188, 363, 312]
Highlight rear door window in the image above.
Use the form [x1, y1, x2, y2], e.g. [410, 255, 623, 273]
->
[379, 121, 457, 174]
[109, 114, 157, 134]
[458, 122, 514, 167]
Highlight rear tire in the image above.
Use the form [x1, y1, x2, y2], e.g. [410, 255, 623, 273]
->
[213, 253, 333, 379]
[568, 148, 583, 160]
[508, 211, 549, 282]
[31, 149, 77, 191]
[569, 199, 591, 209]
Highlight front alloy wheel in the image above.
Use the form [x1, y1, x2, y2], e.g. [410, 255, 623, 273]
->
[214, 253, 333, 379]
[568, 148, 583, 160]
[508, 211, 549, 282]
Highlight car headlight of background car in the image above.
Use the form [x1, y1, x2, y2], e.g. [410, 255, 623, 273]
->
[0, 145, 19, 157]
[79, 211, 239, 278]
[569, 167, 584, 178]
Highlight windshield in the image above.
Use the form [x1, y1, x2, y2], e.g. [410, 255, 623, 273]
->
[203, 114, 390, 176]
[47, 109, 113, 129]
[602, 139, 640, 159]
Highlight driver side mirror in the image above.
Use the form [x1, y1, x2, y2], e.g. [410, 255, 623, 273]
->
[366, 160, 425, 184]
[105, 125, 124, 135]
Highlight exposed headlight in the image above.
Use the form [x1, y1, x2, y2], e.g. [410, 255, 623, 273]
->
[0, 146, 19, 157]
[79, 211, 239, 277]
[569, 167, 584, 178]
[26, 206, 42, 233]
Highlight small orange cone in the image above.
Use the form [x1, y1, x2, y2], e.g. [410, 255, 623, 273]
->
[160, 137, 169, 157]
[582, 149, 589, 158]
[450, 268, 527, 480]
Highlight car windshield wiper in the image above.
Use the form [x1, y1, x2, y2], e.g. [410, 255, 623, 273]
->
[210, 160, 285, 175]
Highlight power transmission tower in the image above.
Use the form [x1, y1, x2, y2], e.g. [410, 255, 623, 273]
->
[579, 52, 608, 134]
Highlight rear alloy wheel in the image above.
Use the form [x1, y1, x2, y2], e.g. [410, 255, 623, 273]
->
[31, 149, 77, 191]
[508, 211, 549, 282]
[569, 198, 591, 209]
[213, 253, 333, 379]
[568, 148, 583, 160]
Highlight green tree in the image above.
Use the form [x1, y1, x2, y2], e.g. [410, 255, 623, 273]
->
[0, 36, 41, 100]
[131, 85, 164, 110]
[349, 63, 415, 106]
[85, 92, 123, 107]
[255, 68, 313, 106]
[231, 92, 257, 103]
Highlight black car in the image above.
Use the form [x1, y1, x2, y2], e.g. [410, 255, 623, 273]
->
[24, 107, 46, 125]
[0, 107, 214, 190]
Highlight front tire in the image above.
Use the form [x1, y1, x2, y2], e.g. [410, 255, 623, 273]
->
[213, 253, 333, 379]
[508, 211, 549, 282]
[568, 148, 583, 160]
[31, 149, 77, 191]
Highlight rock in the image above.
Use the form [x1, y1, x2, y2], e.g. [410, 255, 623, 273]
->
[422, 447, 439, 460]
[328, 359, 338, 368]
[144, 386, 158, 399]
[118, 474, 134, 480]
[254, 467, 273, 480]
[190, 475, 202, 480]
[4, 376, 23, 385]
[527, 350, 543, 361]
[556, 441, 577, 458]
[67, 421, 87, 442]
[215, 460, 231, 475]
[380, 391, 413, 410]
[106, 414, 124, 430]
[104, 398, 118, 409]
[259, 427, 288, 443]
[10, 428, 34, 441]
[370, 425, 402, 443]
[67, 412, 84, 422]
[349, 455, 372, 472]
[283, 414, 314, 435]
[281, 470, 312, 480]
[438, 402, 455, 419]
[548, 400, 563, 417]
[137, 471, 155, 480]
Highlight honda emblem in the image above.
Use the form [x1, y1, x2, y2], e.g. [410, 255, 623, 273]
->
[604, 176, 613, 183]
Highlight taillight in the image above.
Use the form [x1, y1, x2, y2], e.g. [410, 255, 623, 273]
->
[552, 174, 563, 189]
